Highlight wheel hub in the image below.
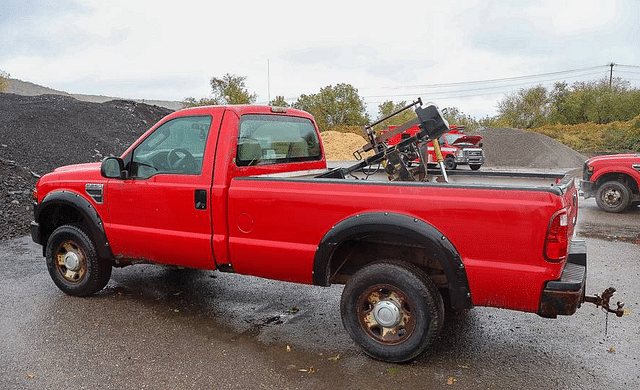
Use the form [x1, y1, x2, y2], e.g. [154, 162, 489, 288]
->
[604, 189, 621, 205]
[63, 252, 81, 271]
[372, 300, 401, 328]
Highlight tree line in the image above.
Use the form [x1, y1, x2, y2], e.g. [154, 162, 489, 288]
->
[483, 78, 640, 129]
[181, 73, 477, 132]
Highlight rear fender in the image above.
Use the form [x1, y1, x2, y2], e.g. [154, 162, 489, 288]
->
[313, 212, 473, 310]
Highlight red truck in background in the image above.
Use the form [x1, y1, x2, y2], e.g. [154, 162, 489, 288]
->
[580, 153, 640, 212]
[384, 125, 485, 170]
[30, 102, 623, 363]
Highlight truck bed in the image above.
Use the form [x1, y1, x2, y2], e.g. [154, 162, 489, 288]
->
[279, 164, 573, 194]
[228, 165, 578, 313]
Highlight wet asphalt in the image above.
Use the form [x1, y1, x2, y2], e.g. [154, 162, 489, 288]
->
[1, 198, 638, 390]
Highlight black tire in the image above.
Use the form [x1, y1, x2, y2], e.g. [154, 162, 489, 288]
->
[444, 156, 456, 170]
[469, 164, 481, 171]
[46, 225, 112, 296]
[595, 180, 631, 213]
[340, 261, 444, 363]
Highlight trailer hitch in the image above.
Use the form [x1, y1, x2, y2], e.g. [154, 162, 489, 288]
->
[584, 287, 625, 317]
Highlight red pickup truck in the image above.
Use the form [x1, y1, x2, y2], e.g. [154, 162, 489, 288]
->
[31, 104, 620, 362]
[580, 153, 640, 212]
[384, 125, 485, 170]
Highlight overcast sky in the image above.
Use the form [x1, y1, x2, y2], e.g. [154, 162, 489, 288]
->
[1, 0, 639, 119]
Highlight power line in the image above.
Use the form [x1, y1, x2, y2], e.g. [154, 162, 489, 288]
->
[265, 64, 638, 106]
[378, 65, 606, 90]
[363, 70, 606, 100]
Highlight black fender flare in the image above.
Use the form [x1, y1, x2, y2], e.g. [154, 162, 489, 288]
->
[313, 212, 472, 310]
[34, 190, 113, 260]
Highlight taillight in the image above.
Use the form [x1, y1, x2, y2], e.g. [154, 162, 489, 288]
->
[544, 210, 568, 262]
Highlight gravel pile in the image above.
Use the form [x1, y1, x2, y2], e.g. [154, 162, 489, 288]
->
[477, 127, 587, 170]
[0, 92, 586, 241]
[0, 93, 172, 241]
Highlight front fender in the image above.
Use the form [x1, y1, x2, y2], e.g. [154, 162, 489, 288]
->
[33, 190, 113, 259]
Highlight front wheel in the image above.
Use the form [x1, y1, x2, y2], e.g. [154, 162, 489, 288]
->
[46, 225, 112, 296]
[340, 261, 444, 363]
[595, 180, 631, 213]
[444, 156, 456, 170]
[469, 164, 481, 171]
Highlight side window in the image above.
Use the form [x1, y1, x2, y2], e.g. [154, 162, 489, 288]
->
[236, 115, 321, 166]
[131, 115, 212, 178]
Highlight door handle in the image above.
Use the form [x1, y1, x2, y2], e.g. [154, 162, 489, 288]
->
[194, 189, 207, 210]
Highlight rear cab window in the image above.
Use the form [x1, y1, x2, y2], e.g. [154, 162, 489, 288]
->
[236, 115, 321, 167]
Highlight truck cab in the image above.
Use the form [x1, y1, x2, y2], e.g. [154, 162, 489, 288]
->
[580, 153, 640, 212]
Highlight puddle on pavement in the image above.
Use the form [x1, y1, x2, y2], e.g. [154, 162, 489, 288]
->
[577, 223, 640, 245]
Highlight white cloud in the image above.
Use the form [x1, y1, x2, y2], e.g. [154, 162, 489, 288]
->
[1, 0, 639, 119]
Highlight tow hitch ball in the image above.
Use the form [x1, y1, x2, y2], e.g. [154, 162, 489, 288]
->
[584, 287, 625, 317]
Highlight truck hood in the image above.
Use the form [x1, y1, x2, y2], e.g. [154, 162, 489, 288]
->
[587, 153, 640, 164]
[42, 162, 104, 182]
[452, 135, 482, 146]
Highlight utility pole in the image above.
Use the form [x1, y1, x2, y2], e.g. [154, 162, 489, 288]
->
[267, 59, 271, 104]
[609, 62, 615, 88]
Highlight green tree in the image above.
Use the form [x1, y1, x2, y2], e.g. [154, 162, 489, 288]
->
[181, 97, 218, 108]
[181, 73, 257, 108]
[374, 100, 416, 129]
[496, 85, 550, 128]
[443, 107, 479, 131]
[210, 73, 257, 105]
[294, 83, 369, 130]
[269, 95, 290, 107]
[546, 78, 640, 125]
[0, 70, 9, 92]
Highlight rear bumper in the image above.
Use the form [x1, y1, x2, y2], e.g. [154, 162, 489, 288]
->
[537, 240, 587, 318]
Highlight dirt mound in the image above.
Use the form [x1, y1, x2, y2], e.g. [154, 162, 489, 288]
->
[0, 93, 173, 241]
[320, 131, 371, 161]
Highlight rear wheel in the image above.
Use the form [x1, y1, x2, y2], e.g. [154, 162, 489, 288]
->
[46, 225, 112, 296]
[340, 261, 444, 362]
[595, 180, 631, 213]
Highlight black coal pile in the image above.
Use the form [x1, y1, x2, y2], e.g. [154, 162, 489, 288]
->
[0, 93, 173, 241]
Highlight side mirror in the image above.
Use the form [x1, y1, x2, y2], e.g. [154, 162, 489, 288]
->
[101, 157, 127, 179]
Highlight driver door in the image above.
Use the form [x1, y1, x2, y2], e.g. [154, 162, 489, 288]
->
[103, 114, 218, 270]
